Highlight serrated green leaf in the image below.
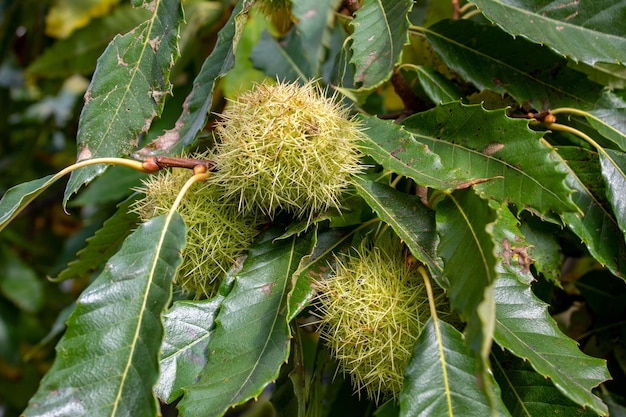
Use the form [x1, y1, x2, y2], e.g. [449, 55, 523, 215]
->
[493, 274, 610, 415]
[64, 0, 182, 204]
[0, 174, 58, 233]
[23, 213, 186, 417]
[155, 297, 223, 402]
[557, 146, 626, 278]
[178, 228, 315, 417]
[436, 189, 497, 373]
[401, 65, 461, 104]
[55, 197, 139, 282]
[472, 0, 626, 66]
[400, 319, 510, 417]
[492, 350, 600, 417]
[135, 0, 251, 157]
[489, 201, 610, 415]
[402, 103, 579, 217]
[349, 0, 413, 88]
[599, 148, 626, 240]
[27, 5, 150, 78]
[424, 19, 605, 110]
[353, 178, 443, 281]
[357, 114, 464, 190]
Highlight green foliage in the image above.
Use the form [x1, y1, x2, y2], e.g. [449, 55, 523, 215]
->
[1, 1, 626, 416]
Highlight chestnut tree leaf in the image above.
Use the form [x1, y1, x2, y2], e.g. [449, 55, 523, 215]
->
[402, 103, 579, 218]
[22, 213, 186, 417]
[63, 0, 182, 205]
[436, 189, 497, 365]
[493, 273, 610, 415]
[135, 0, 252, 157]
[471, 0, 626, 66]
[599, 148, 626, 240]
[155, 297, 224, 403]
[178, 228, 315, 417]
[0, 174, 58, 233]
[587, 108, 626, 152]
[400, 319, 510, 417]
[424, 19, 606, 110]
[557, 146, 626, 279]
[349, 0, 413, 88]
[357, 115, 465, 190]
[288, 228, 347, 322]
[492, 350, 600, 417]
[353, 178, 443, 282]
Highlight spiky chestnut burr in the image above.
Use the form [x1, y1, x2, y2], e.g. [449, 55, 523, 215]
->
[212, 80, 364, 224]
[314, 233, 450, 402]
[132, 164, 265, 298]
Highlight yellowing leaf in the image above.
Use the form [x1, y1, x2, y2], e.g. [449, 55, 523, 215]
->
[46, 0, 122, 38]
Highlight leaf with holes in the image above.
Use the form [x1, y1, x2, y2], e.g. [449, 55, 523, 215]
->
[64, 0, 182, 204]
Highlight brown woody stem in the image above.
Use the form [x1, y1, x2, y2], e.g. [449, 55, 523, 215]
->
[142, 156, 216, 173]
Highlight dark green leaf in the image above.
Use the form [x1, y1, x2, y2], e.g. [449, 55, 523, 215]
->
[400, 319, 510, 417]
[156, 297, 223, 402]
[587, 108, 626, 152]
[135, 0, 251, 157]
[600, 148, 626, 239]
[402, 65, 461, 104]
[425, 19, 605, 110]
[436, 189, 497, 360]
[493, 274, 610, 415]
[0, 174, 58, 233]
[350, 0, 413, 88]
[557, 146, 626, 279]
[353, 178, 443, 281]
[402, 103, 579, 217]
[518, 218, 562, 284]
[55, 197, 139, 282]
[493, 350, 600, 417]
[472, 0, 626, 66]
[26, 5, 151, 78]
[288, 228, 348, 321]
[357, 114, 464, 190]
[64, 0, 182, 203]
[178, 228, 315, 417]
[23, 213, 186, 417]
